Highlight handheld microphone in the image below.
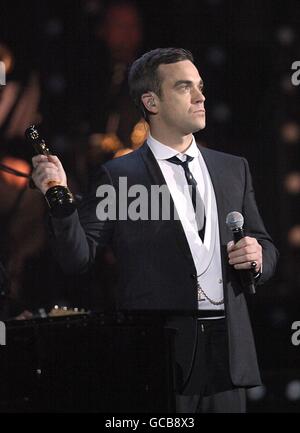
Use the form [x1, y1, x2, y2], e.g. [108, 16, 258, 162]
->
[226, 211, 256, 295]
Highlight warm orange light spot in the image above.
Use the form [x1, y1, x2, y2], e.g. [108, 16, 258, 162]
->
[113, 148, 133, 158]
[130, 120, 149, 149]
[0, 156, 30, 189]
[288, 225, 300, 248]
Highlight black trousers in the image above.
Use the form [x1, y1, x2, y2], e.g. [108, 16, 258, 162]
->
[176, 388, 246, 413]
[176, 318, 246, 413]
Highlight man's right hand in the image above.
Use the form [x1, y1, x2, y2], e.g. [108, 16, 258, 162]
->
[31, 154, 68, 195]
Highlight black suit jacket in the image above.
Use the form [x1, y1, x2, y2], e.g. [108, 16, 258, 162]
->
[50, 142, 278, 390]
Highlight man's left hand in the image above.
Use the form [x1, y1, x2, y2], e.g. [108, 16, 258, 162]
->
[227, 236, 262, 273]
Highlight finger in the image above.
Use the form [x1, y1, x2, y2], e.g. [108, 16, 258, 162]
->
[227, 241, 235, 252]
[34, 162, 59, 171]
[229, 253, 258, 265]
[34, 167, 59, 180]
[228, 247, 257, 260]
[39, 172, 61, 184]
[34, 162, 59, 172]
[47, 155, 64, 171]
[234, 236, 256, 249]
[32, 155, 48, 167]
[233, 261, 262, 271]
[233, 263, 253, 270]
[33, 168, 61, 184]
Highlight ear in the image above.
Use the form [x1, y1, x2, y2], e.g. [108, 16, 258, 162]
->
[141, 92, 158, 115]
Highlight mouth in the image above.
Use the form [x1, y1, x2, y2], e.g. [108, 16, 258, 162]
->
[193, 109, 205, 114]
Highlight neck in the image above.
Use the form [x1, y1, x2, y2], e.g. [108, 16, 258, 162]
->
[149, 126, 193, 153]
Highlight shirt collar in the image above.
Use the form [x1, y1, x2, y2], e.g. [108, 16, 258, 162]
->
[147, 133, 200, 161]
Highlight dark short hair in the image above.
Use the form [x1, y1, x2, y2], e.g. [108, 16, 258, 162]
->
[128, 47, 194, 120]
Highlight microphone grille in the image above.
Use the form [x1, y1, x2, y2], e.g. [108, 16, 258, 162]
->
[226, 211, 244, 230]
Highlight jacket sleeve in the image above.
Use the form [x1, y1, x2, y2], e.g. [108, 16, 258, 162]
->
[49, 165, 116, 275]
[241, 158, 279, 285]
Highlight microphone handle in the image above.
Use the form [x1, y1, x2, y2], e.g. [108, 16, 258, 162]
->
[232, 227, 245, 243]
[232, 228, 256, 295]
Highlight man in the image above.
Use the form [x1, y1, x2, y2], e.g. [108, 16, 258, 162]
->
[32, 48, 278, 413]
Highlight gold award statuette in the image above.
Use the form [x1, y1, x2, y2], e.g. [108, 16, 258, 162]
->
[26, 124, 75, 217]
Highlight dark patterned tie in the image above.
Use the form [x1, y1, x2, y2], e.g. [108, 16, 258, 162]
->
[167, 155, 206, 241]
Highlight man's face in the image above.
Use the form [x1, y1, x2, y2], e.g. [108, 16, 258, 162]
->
[155, 60, 206, 135]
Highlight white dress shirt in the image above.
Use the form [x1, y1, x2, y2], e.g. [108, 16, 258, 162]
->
[147, 134, 224, 312]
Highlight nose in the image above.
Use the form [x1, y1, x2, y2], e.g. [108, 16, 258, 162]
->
[192, 87, 205, 103]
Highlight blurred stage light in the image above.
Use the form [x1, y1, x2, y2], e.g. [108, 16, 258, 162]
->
[212, 103, 231, 123]
[286, 380, 300, 401]
[0, 43, 14, 74]
[207, 46, 226, 66]
[47, 75, 66, 94]
[89, 133, 123, 156]
[277, 27, 295, 46]
[288, 225, 300, 248]
[0, 156, 30, 189]
[130, 120, 149, 149]
[268, 308, 288, 328]
[114, 148, 133, 158]
[52, 135, 69, 153]
[45, 19, 63, 37]
[83, 0, 102, 15]
[280, 122, 300, 143]
[284, 172, 300, 194]
[247, 385, 267, 401]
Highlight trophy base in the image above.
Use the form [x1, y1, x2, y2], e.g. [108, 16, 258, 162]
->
[45, 185, 76, 217]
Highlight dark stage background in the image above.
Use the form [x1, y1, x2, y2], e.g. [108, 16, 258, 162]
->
[0, 0, 300, 412]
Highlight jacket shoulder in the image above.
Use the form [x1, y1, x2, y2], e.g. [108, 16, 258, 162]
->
[103, 147, 143, 173]
[199, 145, 246, 165]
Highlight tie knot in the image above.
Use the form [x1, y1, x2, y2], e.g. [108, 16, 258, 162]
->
[167, 155, 194, 166]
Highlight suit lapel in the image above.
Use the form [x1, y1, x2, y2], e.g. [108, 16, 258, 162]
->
[139, 142, 195, 264]
[139, 142, 166, 186]
[199, 146, 227, 246]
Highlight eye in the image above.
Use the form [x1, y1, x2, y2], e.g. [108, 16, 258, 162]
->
[180, 84, 190, 91]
